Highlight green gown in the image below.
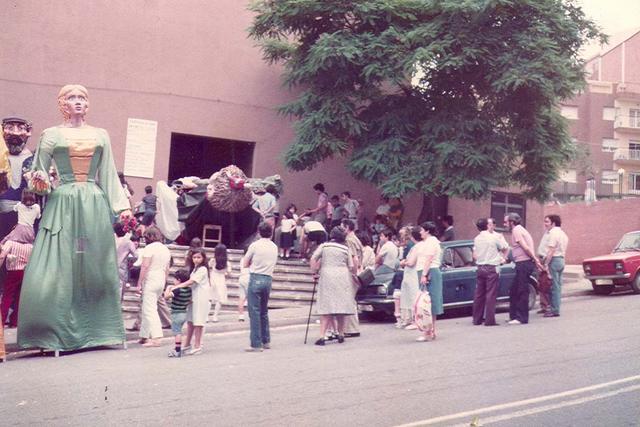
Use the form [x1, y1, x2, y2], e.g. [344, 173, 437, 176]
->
[18, 125, 129, 351]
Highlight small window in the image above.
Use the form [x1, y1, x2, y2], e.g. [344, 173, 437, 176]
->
[442, 247, 474, 269]
[602, 138, 619, 152]
[490, 192, 526, 229]
[629, 173, 640, 194]
[602, 170, 619, 185]
[631, 109, 640, 128]
[560, 105, 578, 120]
[559, 169, 577, 183]
[602, 107, 616, 121]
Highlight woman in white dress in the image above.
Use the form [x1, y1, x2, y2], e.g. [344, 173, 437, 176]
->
[138, 227, 172, 347]
[399, 226, 427, 329]
[176, 248, 211, 355]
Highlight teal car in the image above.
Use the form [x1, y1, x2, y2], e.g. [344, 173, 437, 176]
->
[356, 240, 538, 318]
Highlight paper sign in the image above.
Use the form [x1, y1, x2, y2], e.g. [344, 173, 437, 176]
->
[123, 118, 158, 178]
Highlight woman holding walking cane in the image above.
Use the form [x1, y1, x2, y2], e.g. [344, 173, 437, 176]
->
[309, 227, 357, 346]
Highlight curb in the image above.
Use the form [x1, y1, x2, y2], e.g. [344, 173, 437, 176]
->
[1, 287, 593, 359]
[3, 313, 312, 359]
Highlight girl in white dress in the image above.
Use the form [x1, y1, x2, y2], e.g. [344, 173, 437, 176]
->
[172, 248, 211, 355]
[210, 244, 231, 322]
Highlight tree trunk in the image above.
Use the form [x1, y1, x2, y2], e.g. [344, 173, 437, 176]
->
[417, 194, 448, 224]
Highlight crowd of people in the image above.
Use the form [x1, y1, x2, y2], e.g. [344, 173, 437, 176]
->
[0, 84, 569, 359]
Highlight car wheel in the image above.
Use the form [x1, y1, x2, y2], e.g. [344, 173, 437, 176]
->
[528, 283, 537, 311]
[631, 275, 640, 294]
[591, 281, 614, 295]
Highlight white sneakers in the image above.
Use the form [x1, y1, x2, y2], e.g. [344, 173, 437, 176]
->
[507, 319, 522, 325]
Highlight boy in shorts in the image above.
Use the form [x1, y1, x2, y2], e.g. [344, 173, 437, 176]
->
[164, 269, 192, 357]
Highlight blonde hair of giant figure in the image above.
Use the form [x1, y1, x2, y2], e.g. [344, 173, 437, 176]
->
[57, 84, 90, 121]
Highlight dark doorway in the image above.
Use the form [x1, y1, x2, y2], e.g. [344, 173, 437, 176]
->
[168, 133, 255, 182]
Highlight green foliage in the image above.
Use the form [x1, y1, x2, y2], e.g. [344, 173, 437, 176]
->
[248, 0, 605, 201]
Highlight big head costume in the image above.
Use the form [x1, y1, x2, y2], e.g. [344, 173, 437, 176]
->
[0, 117, 34, 240]
[18, 85, 128, 351]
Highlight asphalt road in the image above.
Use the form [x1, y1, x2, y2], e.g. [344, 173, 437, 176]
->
[1, 292, 639, 426]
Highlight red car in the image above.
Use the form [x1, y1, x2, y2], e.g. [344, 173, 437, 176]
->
[583, 231, 640, 295]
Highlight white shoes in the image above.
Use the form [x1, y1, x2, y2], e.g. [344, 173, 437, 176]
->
[404, 323, 418, 330]
[507, 319, 522, 325]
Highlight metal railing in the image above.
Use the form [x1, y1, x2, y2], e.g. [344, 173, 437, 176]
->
[615, 114, 640, 129]
[613, 148, 640, 161]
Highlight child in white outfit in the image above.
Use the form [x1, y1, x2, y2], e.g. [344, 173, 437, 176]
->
[209, 244, 230, 322]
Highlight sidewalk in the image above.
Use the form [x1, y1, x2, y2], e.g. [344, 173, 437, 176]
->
[2, 266, 590, 357]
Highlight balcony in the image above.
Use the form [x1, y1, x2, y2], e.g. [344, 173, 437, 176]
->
[613, 148, 640, 164]
[614, 114, 640, 133]
[615, 83, 640, 102]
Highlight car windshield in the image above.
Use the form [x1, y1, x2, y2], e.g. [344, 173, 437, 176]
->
[613, 233, 640, 252]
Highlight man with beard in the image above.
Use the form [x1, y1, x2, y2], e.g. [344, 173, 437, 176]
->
[0, 117, 34, 241]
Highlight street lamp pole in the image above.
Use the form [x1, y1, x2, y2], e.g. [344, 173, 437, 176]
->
[618, 168, 625, 198]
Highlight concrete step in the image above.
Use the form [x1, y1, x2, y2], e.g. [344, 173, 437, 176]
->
[126, 244, 317, 313]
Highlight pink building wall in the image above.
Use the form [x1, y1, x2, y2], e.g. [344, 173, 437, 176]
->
[0, 1, 391, 219]
[544, 198, 640, 264]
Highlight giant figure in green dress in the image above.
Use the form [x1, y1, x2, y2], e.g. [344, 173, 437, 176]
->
[18, 84, 130, 351]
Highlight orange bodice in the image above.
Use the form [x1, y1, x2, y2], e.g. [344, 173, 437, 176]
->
[58, 127, 97, 182]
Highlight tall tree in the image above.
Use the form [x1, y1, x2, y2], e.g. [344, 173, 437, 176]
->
[249, 0, 605, 216]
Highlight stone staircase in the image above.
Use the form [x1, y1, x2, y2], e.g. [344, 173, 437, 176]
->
[122, 245, 316, 316]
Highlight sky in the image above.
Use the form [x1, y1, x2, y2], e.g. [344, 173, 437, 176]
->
[577, 0, 640, 58]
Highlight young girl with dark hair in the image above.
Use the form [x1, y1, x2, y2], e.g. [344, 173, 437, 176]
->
[168, 248, 211, 355]
[210, 244, 230, 323]
[1, 190, 40, 245]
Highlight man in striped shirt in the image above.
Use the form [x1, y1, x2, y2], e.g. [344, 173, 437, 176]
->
[0, 230, 34, 328]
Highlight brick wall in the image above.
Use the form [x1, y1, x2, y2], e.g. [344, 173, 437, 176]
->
[543, 198, 640, 264]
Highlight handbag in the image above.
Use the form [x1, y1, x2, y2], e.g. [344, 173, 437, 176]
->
[413, 287, 435, 336]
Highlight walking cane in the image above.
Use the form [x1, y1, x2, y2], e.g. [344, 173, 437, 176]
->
[304, 274, 319, 344]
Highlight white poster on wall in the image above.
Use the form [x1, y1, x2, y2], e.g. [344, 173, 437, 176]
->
[123, 118, 158, 178]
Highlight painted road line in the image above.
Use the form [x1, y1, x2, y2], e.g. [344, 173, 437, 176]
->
[395, 374, 640, 427]
[451, 384, 640, 426]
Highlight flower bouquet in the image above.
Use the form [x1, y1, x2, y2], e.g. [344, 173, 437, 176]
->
[28, 170, 51, 195]
[117, 215, 138, 234]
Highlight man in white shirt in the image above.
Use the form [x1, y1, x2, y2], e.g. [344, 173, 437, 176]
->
[472, 218, 508, 326]
[536, 221, 552, 314]
[243, 221, 278, 351]
[340, 191, 360, 229]
[541, 215, 569, 317]
[375, 229, 399, 274]
[300, 219, 327, 259]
